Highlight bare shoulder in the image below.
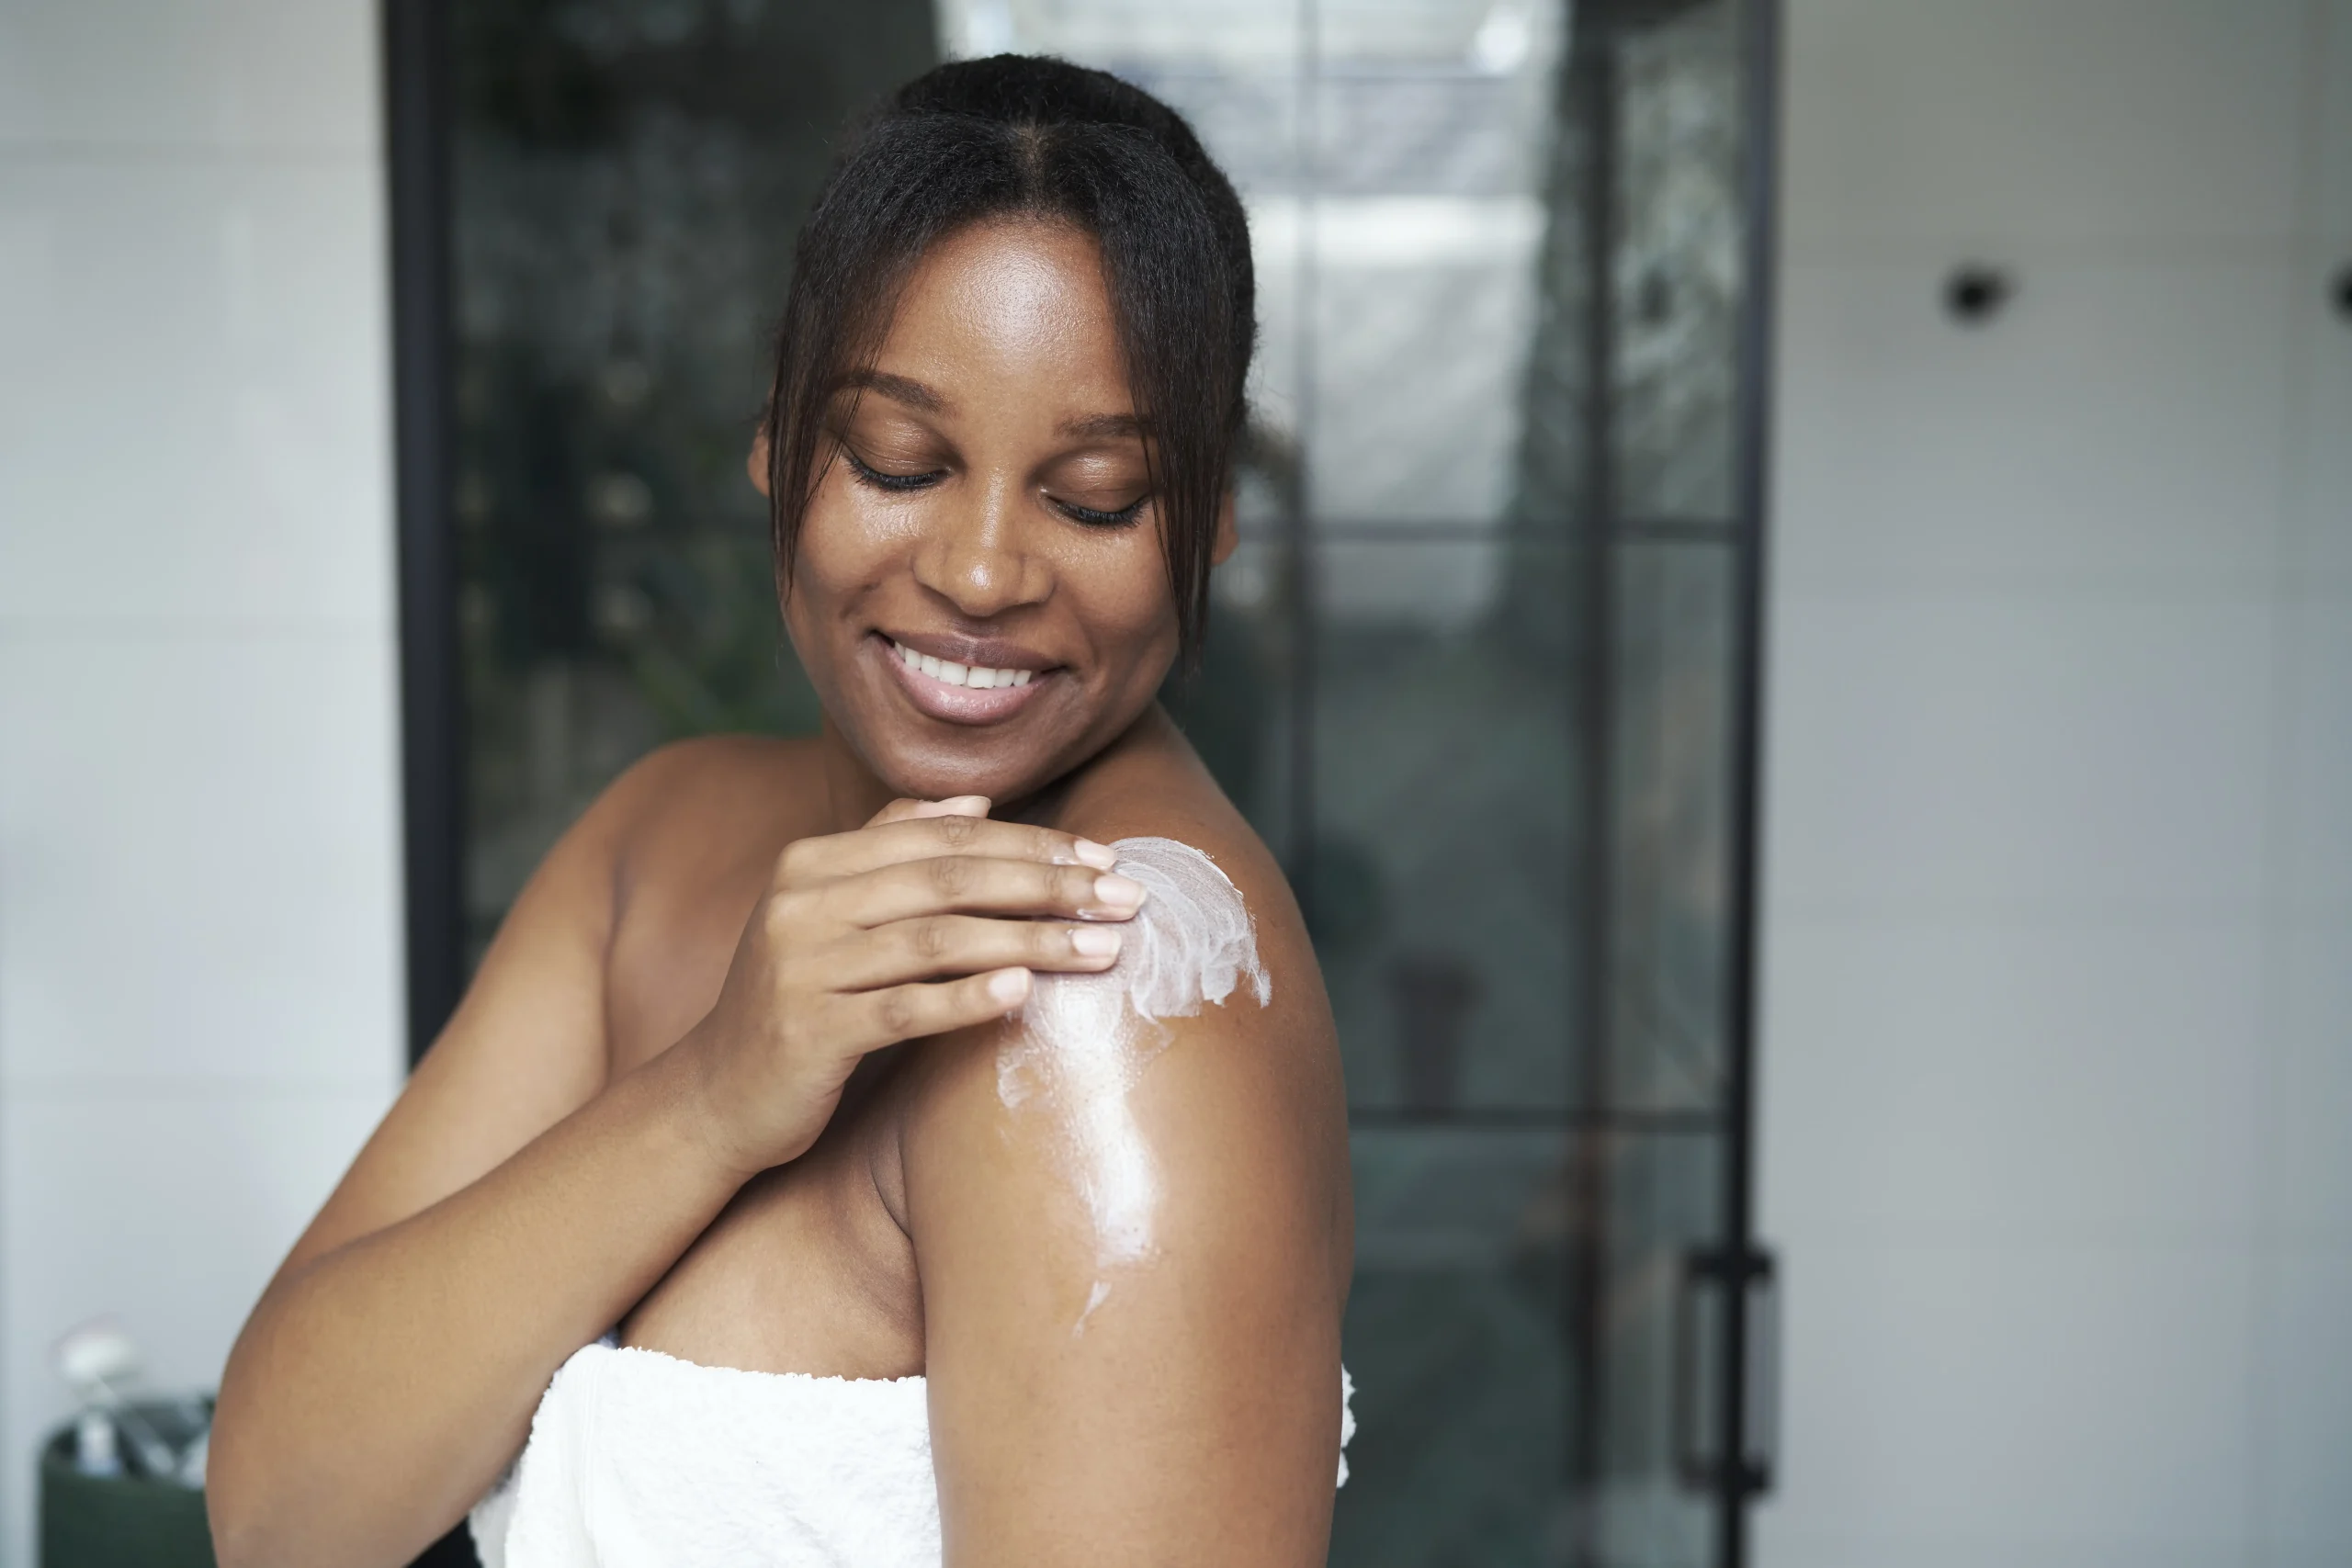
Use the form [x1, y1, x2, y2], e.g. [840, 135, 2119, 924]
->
[1045, 711, 1326, 1051]
[895, 711, 1349, 1562]
[929, 707, 1343, 1193]
[593, 733, 833, 1069]
[598, 732, 829, 873]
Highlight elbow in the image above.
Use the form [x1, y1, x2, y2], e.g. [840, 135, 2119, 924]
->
[203, 1430, 282, 1568]
[203, 1396, 319, 1568]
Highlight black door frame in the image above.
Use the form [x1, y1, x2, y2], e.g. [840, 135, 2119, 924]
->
[1719, 0, 1783, 1560]
[385, 0, 464, 1067]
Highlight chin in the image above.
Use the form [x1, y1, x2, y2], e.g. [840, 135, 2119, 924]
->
[803, 621, 1170, 806]
[842, 693, 1141, 811]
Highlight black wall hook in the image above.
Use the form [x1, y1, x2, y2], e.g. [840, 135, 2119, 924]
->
[2333, 263, 2352, 323]
[1946, 265, 2014, 325]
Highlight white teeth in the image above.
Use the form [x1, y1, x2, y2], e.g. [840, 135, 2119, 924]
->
[891, 640, 1038, 692]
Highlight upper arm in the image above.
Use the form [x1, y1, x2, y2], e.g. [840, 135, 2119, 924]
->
[903, 853, 1350, 1567]
[276, 743, 698, 1280]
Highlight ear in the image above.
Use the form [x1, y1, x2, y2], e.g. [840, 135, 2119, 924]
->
[745, 423, 773, 499]
[1209, 488, 1239, 567]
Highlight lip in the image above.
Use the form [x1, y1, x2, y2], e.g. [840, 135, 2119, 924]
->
[872, 632, 1055, 726]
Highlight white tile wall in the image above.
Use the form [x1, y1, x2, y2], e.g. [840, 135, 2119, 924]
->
[0, 160, 394, 628]
[1761, 919, 2263, 1248]
[1782, 0, 2306, 251]
[1760, 2, 2350, 1564]
[2255, 1249, 2352, 1558]
[1764, 596, 2275, 918]
[0, 3, 398, 1562]
[0, 0, 379, 152]
[2286, 254, 2352, 597]
[2314, 3, 2352, 239]
[0, 633, 401, 1088]
[2263, 921, 2352, 1254]
[1761, 1244, 2254, 1555]
[1772, 259, 2293, 600]
[2278, 603, 2352, 920]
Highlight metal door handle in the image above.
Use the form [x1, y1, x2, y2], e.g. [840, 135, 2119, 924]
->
[1672, 1247, 1721, 1491]
[1673, 1245, 1779, 1496]
[1743, 1248, 1780, 1495]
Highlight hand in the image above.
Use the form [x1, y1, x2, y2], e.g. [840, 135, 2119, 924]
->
[680, 796, 1144, 1178]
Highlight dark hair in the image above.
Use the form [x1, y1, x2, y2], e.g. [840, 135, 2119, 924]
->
[763, 54, 1255, 663]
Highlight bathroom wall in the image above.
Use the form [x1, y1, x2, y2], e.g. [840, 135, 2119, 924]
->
[1758, 2, 2352, 1563]
[0, 2, 402, 1561]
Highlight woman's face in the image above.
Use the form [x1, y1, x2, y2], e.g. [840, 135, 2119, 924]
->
[769, 218, 1228, 805]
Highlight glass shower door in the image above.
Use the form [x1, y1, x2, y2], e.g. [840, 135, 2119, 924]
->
[404, 1, 1778, 1562]
[945, 1, 1780, 1561]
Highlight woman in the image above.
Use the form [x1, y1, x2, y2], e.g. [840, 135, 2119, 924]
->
[208, 54, 1352, 1568]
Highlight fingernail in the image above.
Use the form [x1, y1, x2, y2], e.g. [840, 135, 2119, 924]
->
[942, 795, 990, 815]
[1069, 926, 1122, 958]
[989, 968, 1032, 1004]
[1092, 874, 1145, 911]
[1072, 838, 1118, 870]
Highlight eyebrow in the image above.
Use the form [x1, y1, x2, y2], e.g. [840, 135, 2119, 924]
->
[835, 369, 1145, 444]
[837, 369, 946, 414]
[1057, 412, 1147, 442]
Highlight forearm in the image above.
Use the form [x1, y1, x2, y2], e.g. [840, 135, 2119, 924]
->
[209, 1042, 744, 1568]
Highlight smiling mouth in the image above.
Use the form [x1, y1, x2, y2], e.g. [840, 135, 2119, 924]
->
[887, 637, 1036, 690]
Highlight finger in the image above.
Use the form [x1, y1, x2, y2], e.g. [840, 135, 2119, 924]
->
[865, 795, 990, 829]
[838, 856, 1148, 929]
[847, 967, 1035, 1054]
[786, 814, 1119, 885]
[825, 915, 1124, 990]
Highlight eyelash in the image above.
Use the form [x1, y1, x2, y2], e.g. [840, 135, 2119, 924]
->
[1053, 493, 1149, 528]
[841, 448, 1148, 528]
[842, 449, 941, 493]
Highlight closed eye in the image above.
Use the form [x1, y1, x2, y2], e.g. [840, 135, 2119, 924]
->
[842, 447, 944, 493]
[1050, 492, 1149, 528]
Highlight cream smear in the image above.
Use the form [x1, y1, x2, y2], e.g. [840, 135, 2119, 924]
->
[997, 836, 1272, 1330]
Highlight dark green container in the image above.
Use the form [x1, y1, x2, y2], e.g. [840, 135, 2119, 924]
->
[39, 1408, 214, 1568]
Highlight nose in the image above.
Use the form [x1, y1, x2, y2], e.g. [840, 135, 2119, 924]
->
[911, 470, 1052, 621]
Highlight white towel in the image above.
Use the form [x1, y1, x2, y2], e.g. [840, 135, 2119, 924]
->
[473, 1343, 1355, 1566]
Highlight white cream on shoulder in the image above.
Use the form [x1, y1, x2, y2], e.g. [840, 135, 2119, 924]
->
[995, 835, 1272, 1330]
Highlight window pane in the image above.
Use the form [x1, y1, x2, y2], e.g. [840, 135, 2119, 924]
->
[1609, 539, 1738, 1111]
[1338, 1126, 1724, 1567]
[448, 2, 938, 964]
[1309, 539, 1593, 1113]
